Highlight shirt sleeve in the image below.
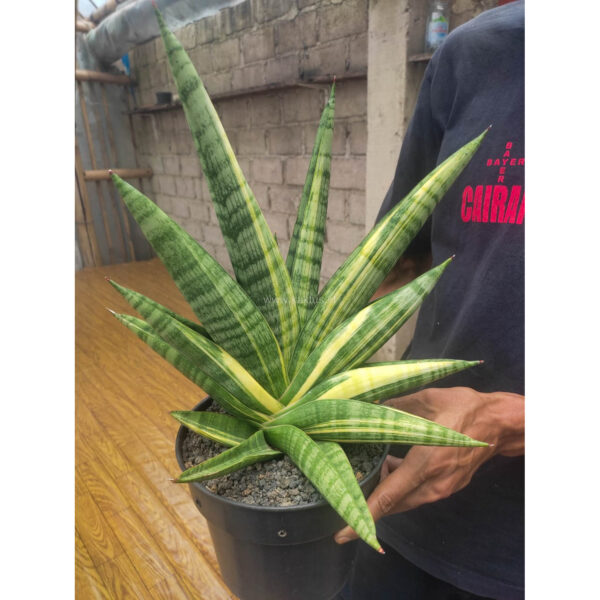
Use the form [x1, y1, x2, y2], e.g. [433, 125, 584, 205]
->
[375, 58, 445, 257]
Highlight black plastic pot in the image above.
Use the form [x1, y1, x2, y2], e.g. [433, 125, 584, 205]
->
[175, 397, 388, 600]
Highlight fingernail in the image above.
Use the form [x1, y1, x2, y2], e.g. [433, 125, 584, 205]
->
[335, 536, 350, 545]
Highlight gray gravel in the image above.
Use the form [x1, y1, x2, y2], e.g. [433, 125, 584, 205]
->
[181, 403, 385, 507]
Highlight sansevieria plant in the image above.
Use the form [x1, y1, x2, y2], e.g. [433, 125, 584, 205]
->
[107, 8, 489, 553]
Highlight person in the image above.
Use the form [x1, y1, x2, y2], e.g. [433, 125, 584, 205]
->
[336, 1, 525, 599]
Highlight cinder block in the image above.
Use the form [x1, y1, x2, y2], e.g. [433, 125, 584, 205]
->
[184, 219, 203, 241]
[176, 177, 197, 199]
[243, 27, 275, 63]
[189, 45, 213, 74]
[250, 94, 281, 126]
[284, 156, 311, 186]
[347, 191, 366, 226]
[202, 223, 225, 245]
[335, 80, 367, 117]
[265, 54, 300, 85]
[326, 221, 365, 255]
[275, 10, 317, 55]
[267, 126, 303, 154]
[265, 211, 291, 241]
[252, 157, 283, 184]
[318, 0, 367, 43]
[218, 97, 251, 129]
[330, 157, 366, 190]
[189, 201, 210, 222]
[252, 0, 292, 23]
[178, 23, 196, 50]
[196, 17, 216, 46]
[347, 120, 367, 155]
[154, 194, 173, 214]
[203, 71, 233, 96]
[180, 155, 202, 178]
[232, 63, 266, 90]
[282, 87, 324, 123]
[321, 247, 346, 279]
[172, 197, 191, 218]
[269, 184, 302, 214]
[162, 155, 180, 175]
[221, 1, 252, 35]
[349, 33, 368, 72]
[212, 37, 241, 71]
[157, 174, 177, 196]
[327, 189, 347, 221]
[300, 38, 348, 79]
[237, 128, 267, 155]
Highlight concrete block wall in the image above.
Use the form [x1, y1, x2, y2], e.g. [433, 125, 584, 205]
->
[130, 0, 368, 287]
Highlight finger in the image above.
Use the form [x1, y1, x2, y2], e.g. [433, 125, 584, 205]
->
[381, 455, 404, 479]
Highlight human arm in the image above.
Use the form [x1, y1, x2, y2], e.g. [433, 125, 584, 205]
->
[334, 386, 524, 544]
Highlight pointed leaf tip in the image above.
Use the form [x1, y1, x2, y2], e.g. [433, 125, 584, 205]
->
[377, 546, 386, 555]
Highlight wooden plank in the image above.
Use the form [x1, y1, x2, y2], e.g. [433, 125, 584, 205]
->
[78, 458, 130, 515]
[75, 142, 101, 265]
[75, 531, 113, 600]
[130, 71, 367, 115]
[150, 575, 190, 600]
[76, 491, 124, 567]
[83, 167, 153, 181]
[75, 177, 95, 267]
[407, 52, 434, 63]
[103, 508, 175, 590]
[89, 82, 127, 261]
[95, 552, 152, 599]
[100, 83, 136, 260]
[78, 80, 116, 263]
[76, 69, 134, 86]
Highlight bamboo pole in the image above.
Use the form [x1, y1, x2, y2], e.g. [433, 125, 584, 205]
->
[100, 83, 136, 261]
[90, 82, 127, 261]
[77, 79, 115, 264]
[83, 168, 153, 181]
[75, 177, 96, 268]
[75, 143, 102, 266]
[76, 70, 134, 86]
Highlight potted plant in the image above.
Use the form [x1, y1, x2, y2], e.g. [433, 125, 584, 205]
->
[106, 8, 489, 600]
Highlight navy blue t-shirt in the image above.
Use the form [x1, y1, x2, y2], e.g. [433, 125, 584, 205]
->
[375, 2, 524, 598]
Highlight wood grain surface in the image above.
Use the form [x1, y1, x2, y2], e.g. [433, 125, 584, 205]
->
[76, 258, 238, 599]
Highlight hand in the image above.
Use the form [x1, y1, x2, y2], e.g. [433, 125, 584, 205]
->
[334, 386, 524, 544]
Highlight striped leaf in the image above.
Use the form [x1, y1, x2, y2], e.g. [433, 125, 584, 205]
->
[286, 84, 335, 326]
[176, 431, 281, 483]
[120, 304, 284, 415]
[107, 279, 211, 339]
[111, 313, 269, 424]
[264, 425, 382, 552]
[155, 8, 299, 364]
[281, 259, 452, 406]
[170, 411, 257, 447]
[111, 173, 287, 397]
[293, 359, 481, 407]
[269, 399, 488, 447]
[290, 129, 489, 375]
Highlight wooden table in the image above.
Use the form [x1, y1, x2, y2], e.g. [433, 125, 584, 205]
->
[76, 258, 237, 599]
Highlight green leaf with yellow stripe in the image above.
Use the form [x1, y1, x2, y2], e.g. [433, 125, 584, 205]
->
[264, 425, 382, 552]
[290, 129, 489, 375]
[120, 304, 284, 416]
[155, 8, 299, 364]
[171, 411, 257, 447]
[111, 173, 287, 397]
[110, 313, 269, 424]
[176, 431, 281, 483]
[286, 84, 335, 326]
[268, 399, 488, 447]
[107, 279, 211, 339]
[294, 359, 481, 407]
[281, 258, 453, 406]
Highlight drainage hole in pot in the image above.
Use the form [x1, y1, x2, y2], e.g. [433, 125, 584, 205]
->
[277, 529, 287, 538]
[195, 498, 202, 508]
